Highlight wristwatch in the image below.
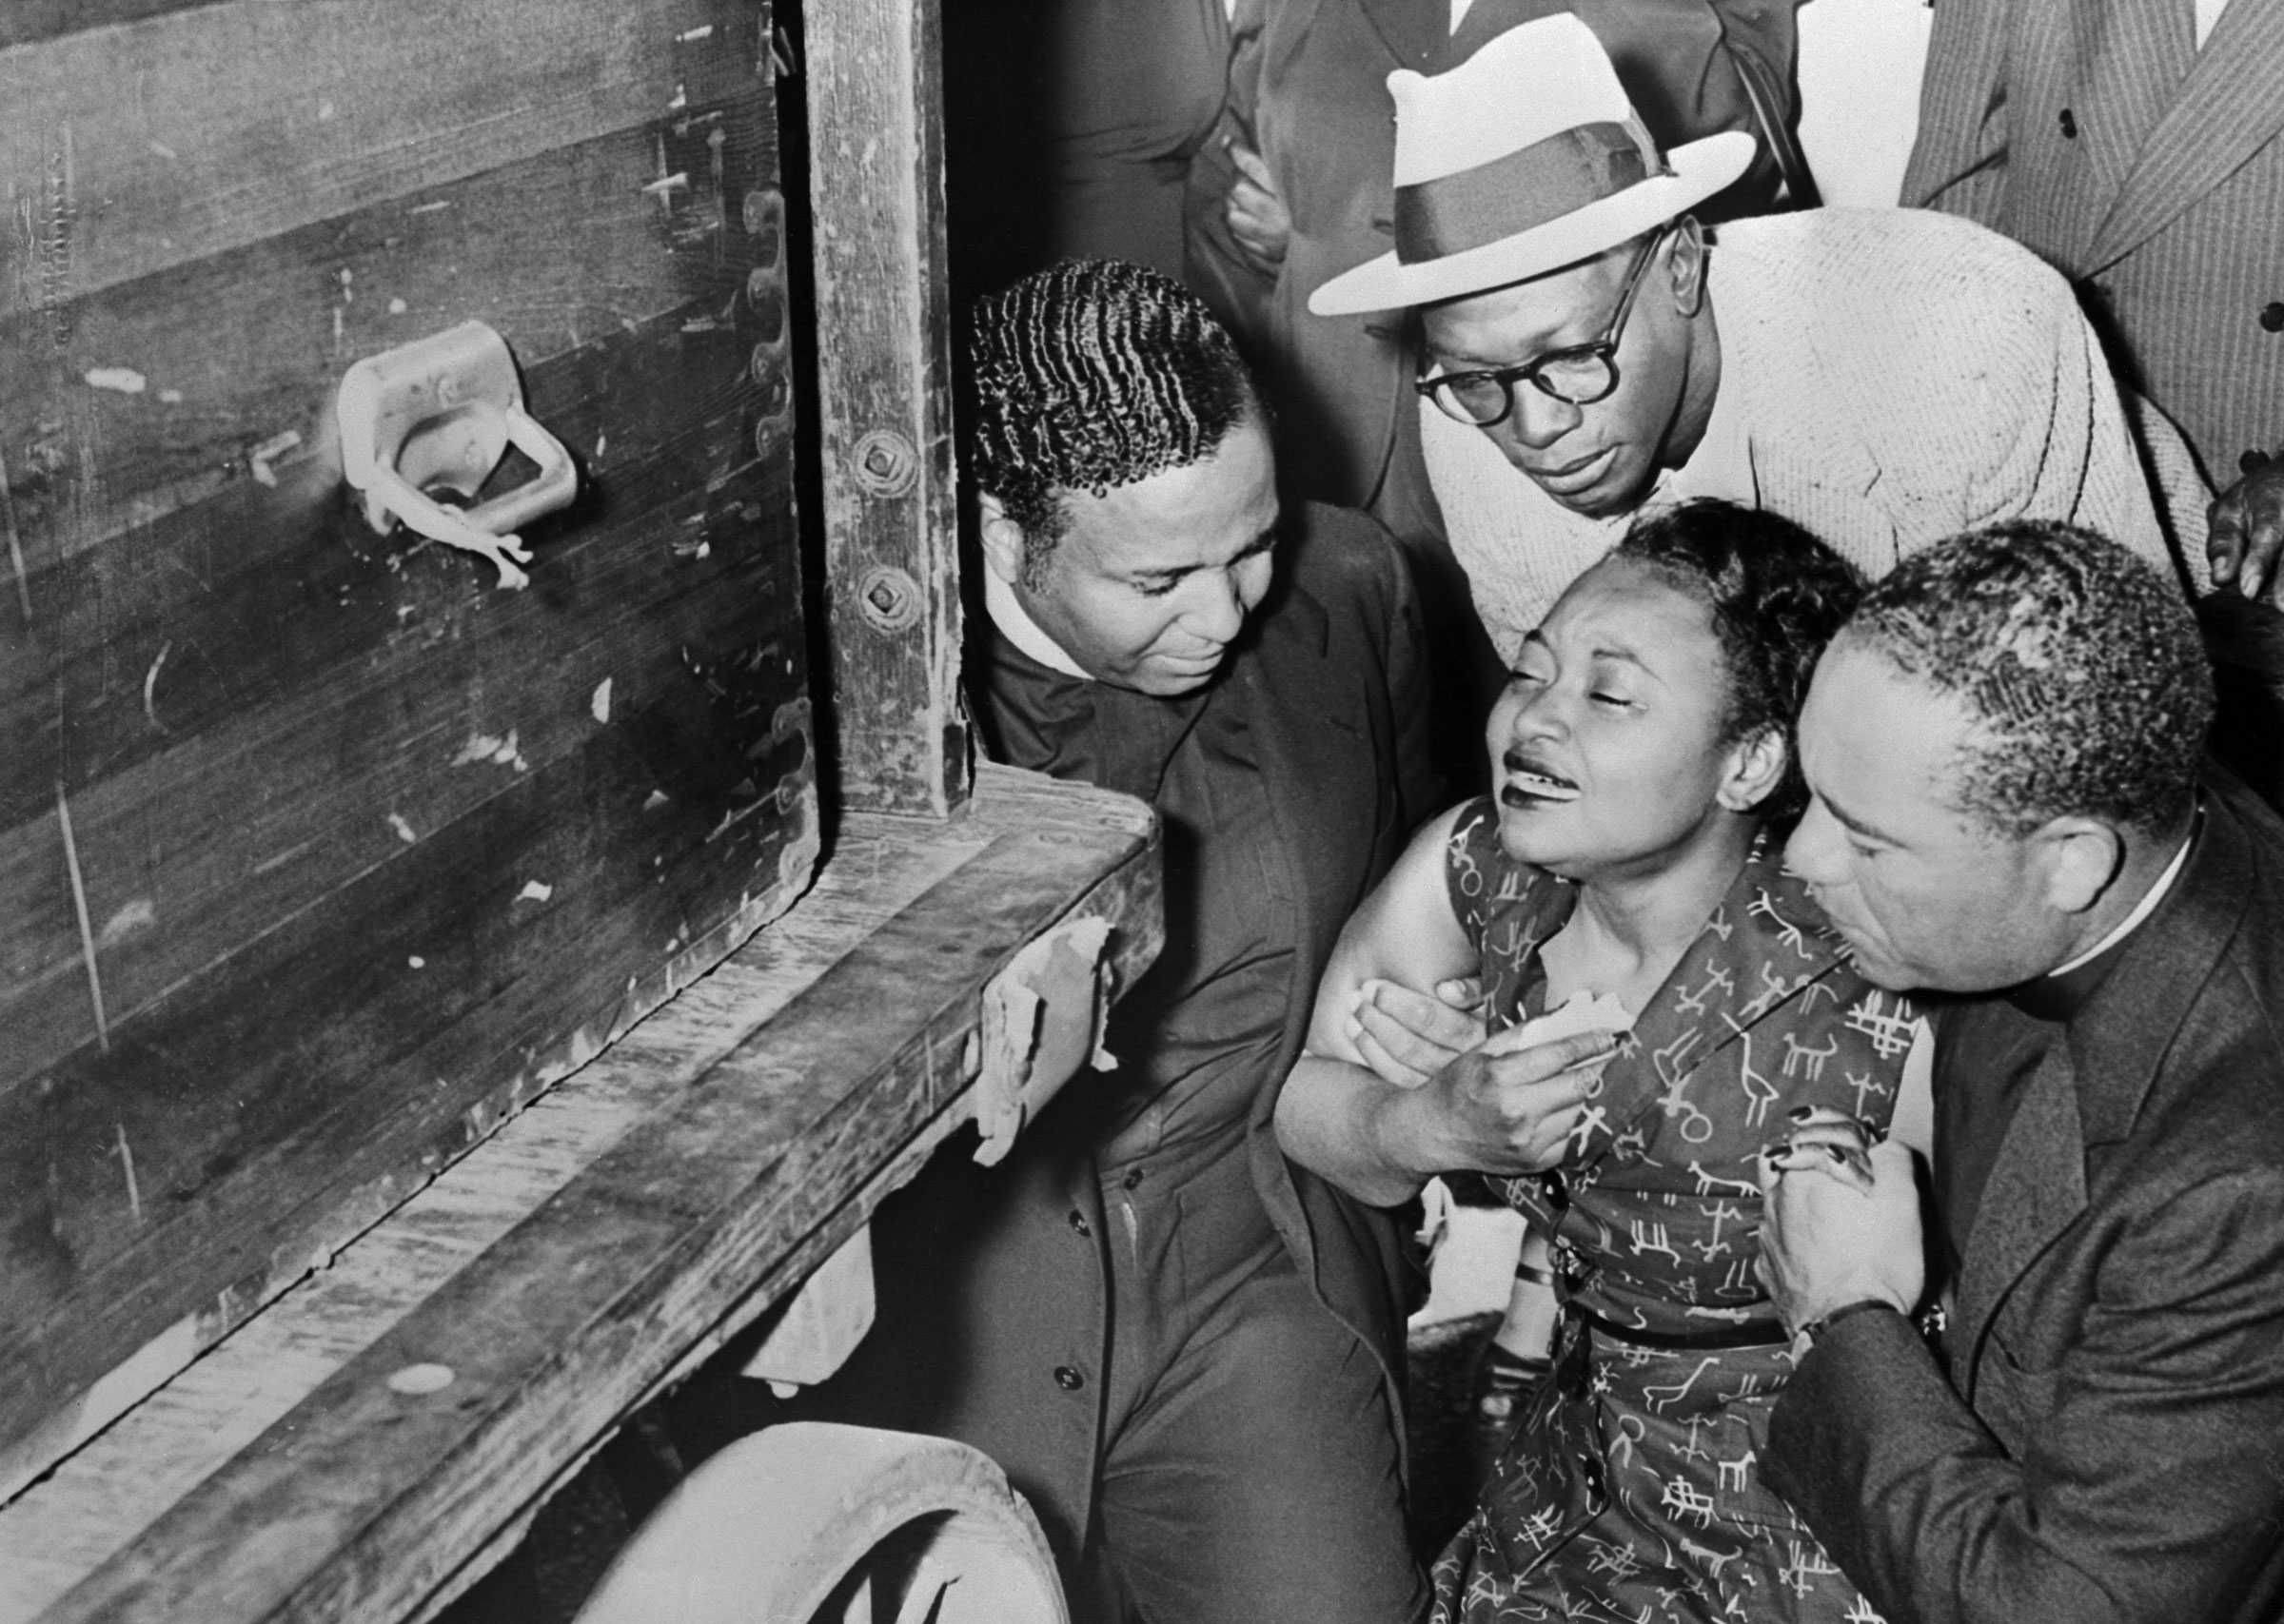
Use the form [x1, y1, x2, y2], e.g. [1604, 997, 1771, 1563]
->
[1789, 1298, 1902, 1359]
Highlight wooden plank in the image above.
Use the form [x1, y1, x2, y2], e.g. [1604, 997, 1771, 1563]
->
[0, 0, 757, 320]
[0, 5, 228, 54]
[0, 104, 777, 588]
[0, 766, 1159, 1624]
[805, 0, 970, 816]
[0, 670, 818, 1476]
[0, 303, 797, 1074]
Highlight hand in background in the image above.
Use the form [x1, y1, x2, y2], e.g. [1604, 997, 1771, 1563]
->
[1223, 137, 1291, 276]
[2208, 451, 2284, 602]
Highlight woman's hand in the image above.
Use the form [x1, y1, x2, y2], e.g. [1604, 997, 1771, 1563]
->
[1384, 1027, 1615, 1179]
[1348, 975, 1485, 1088]
[1765, 1104, 1880, 1192]
[1754, 1135, 1923, 1335]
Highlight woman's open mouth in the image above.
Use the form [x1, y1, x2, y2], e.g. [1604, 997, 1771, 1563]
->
[1500, 752, 1581, 806]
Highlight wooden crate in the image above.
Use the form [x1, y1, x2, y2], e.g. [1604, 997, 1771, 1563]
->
[0, 0, 821, 1493]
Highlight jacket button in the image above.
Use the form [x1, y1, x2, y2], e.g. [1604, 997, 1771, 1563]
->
[1068, 1209, 1091, 1236]
[1053, 1365, 1085, 1391]
[1121, 1166, 1145, 1191]
[2261, 302, 2284, 333]
[2058, 108, 2077, 138]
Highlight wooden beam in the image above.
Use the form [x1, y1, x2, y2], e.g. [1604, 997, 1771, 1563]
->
[804, 0, 971, 818]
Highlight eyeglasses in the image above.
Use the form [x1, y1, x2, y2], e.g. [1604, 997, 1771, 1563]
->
[1417, 229, 1666, 427]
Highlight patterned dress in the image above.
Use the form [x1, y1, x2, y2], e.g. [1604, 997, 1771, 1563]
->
[1431, 799, 1915, 1624]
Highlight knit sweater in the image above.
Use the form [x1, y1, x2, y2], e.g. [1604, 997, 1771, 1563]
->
[1422, 207, 2184, 659]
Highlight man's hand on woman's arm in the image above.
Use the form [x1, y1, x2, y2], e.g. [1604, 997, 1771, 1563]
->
[1277, 1030, 1612, 1208]
[1281, 804, 1607, 1205]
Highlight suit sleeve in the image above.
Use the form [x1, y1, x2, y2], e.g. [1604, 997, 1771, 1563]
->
[1378, 518, 1443, 834]
[1900, 0, 2014, 223]
[1766, 1170, 2284, 1623]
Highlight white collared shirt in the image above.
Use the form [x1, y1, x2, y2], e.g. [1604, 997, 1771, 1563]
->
[983, 569, 1093, 680]
[2048, 818, 2198, 979]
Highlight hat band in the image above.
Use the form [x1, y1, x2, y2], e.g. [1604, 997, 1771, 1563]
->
[1392, 120, 1665, 265]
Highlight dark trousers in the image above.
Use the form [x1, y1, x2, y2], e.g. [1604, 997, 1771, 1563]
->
[1086, 1136, 1425, 1624]
[793, 1121, 1425, 1624]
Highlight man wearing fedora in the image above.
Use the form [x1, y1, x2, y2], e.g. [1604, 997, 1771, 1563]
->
[1311, 12, 2193, 656]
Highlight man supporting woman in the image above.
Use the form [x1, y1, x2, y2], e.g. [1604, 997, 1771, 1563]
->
[1279, 500, 1925, 1619]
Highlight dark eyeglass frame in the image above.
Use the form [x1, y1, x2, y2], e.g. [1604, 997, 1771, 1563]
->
[1416, 227, 1668, 427]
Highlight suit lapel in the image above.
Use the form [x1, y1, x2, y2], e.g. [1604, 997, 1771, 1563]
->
[2053, 0, 2193, 264]
[1953, 782, 2256, 1394]
[1232, 579, 1359, 1054]
[1952, 1046, 2088, 1398]
[1356, 0, 1443, 66]
[2086, 0, 2284, 268]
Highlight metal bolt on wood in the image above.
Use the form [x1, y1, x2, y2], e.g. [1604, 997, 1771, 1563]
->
[856, 564, 924, 634]
[851, 428, 919, 499]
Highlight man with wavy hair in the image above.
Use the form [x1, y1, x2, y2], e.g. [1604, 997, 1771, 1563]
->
[807, 259, 1449, 1622]
[1759, 522, 2284, 1622]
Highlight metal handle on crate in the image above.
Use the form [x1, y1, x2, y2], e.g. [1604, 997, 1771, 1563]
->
[337, 322, 578, 589]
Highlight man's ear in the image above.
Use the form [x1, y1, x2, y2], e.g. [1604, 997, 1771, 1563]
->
[1666, 216, 1708, 317]
[976, 491, 1027, 587]
[2033, 815, 2126, 915]
[1716, 724, 1787, 813]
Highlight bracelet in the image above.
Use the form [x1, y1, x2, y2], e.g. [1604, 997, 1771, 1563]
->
[1514, 1262, 1556, 1288]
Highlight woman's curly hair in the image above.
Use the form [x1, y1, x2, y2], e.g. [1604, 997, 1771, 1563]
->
[965, 259, 1257, 582]
[1612, 499, 1865, 823]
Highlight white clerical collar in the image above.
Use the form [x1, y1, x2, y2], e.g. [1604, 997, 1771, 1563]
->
[2047, 810, 2198, 979]
[983, 568, 1093, 680]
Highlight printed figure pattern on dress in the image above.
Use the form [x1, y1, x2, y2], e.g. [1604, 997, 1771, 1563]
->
[1428, 798, 1910, 1624]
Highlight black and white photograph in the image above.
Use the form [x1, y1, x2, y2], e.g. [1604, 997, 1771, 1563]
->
[1, 0, 2280, 1619]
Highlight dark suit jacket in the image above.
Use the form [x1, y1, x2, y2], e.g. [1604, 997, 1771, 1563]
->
[1766, 775, 2284, 1623]
[1902, 0, 2284, 484]
[815, 503, 1439, 1569]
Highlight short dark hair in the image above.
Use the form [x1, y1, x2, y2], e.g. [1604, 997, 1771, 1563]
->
[1612, 499, 1864, 823]
[965, 260, 1258, 581]
[1842, 521, 2211, 836]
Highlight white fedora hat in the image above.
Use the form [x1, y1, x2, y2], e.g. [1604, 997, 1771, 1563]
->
[1310, 12, 1755, 316]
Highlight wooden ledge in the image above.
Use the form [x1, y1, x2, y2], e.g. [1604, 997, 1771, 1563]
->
[0, 765, 1159, 1624]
